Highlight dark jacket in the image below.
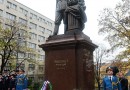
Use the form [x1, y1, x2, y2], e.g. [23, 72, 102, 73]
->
[119, 77, 128, 90]
[3, 75, 10, 90]
[9, 78, 16, 89]
[0, 77, 3, 90]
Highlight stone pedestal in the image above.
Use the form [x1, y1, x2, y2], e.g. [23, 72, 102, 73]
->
[39, 32, 97, 90]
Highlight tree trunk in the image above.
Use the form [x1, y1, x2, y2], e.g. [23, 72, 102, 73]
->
[97, 82, 101, 90]
[0, 62, 5, 73]
[1, 58, 7, 73]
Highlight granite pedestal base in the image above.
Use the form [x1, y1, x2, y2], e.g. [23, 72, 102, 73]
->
[39, 32, 97, 90]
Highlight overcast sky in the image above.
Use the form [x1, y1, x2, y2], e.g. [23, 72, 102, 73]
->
[15, 0, 120, 46]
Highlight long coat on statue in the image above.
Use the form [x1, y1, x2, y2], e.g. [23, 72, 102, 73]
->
[103, 75, 122, 90]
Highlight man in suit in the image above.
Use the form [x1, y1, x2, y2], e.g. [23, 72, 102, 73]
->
[103, 66, 122, 90]
[118, 72, 128, 90]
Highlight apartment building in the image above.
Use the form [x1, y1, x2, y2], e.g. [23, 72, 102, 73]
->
[0, 0, 54, 82]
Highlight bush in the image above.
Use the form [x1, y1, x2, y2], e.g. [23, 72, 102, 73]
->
[27, 79, 33, 90]
[33, 82, 41, 90]
[28, 86, 33, 90]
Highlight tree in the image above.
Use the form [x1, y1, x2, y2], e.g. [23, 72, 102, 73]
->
[94, 45, 109, 90]
[111, 59, 130, 73]
[98, 0, 130, 61]
[0, 19, 34, 73]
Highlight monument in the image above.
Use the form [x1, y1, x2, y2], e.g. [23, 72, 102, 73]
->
[39, 0, 98, 90]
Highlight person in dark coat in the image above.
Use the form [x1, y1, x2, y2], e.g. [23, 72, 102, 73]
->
[2, 70, 10, 90]
[9, 74, 16, 90]
[112, 66, 119, 76]
[0, 73, 3, 90]
[118, 72, 128, 90]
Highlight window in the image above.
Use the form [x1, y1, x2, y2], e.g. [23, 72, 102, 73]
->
[18, 52, 25, 59]
[28, 64, 35, 70]
[39, 17, 42, 22]
[20, 41, 26, 47]
[28, 53, 36, 59]
[39, 55, 45, 60]
[29, 32, 37, 40]
[33, 14, 37, 19]
[7, 1, 17, 10]
[7, 1, 11, 8]
[46, 21, 49, 25]
[19, 7, 28, 15]
[12, 4, 17, 10]
[30, 13, 33, 18]
[42, 19, 45, 23]
[38, 35, 45, 42]
[39, 65, 44, 71]
[19, 29, 27, 36]
[29, 22, 37, 29]
[39, 26, 45, 33]
[46, 29, 52, 35]
[17, 63, 25, 70]
[28, 64, 35, 71]
[0, 9, 3, 17]
[28, 42, 36, 49]
[19, 18, 27, 25]
[30, 13, 37, 20]
[6, 12, 16, 20]
[49, 22, 52, 26]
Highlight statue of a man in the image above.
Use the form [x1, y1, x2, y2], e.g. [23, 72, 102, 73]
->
[53, 0, 87, 35]
[53, 0, 67, 35]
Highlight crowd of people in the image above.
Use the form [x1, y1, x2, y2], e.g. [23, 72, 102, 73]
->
[0, 69, 28, 90]
[0, 66, 129, 90]
[103, 66, 128, 90]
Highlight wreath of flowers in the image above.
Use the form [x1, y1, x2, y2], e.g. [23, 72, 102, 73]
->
[41, 80, 52, 90]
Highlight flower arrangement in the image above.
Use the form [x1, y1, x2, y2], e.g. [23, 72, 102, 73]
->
[41, 80, 52, 90]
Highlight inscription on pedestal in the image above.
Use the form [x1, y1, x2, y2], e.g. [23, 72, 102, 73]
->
[54, 60, 68, 70]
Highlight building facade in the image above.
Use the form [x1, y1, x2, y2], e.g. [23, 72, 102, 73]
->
[0, 0, 54, 82]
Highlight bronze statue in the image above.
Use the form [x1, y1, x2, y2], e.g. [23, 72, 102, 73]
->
[53, 0, 87, 35]
[53, 0, 67, 35]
